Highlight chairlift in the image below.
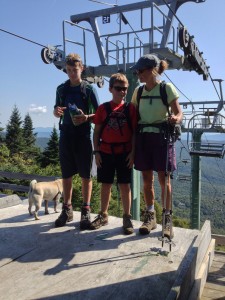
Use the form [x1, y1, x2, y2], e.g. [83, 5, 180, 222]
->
[189, 142, 225, 158]
[176, 161, 192, 182]
[186, 113, 225, 158]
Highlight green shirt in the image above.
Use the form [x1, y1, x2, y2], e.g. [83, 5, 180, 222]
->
[131, 82, 179, 133]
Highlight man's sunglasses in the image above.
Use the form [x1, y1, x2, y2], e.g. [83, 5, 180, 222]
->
[113, 86, 128, 92]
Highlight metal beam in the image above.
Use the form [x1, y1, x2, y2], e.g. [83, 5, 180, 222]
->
[70, 0, 203, 23]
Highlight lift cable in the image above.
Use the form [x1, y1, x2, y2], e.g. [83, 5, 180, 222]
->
[88, 0, 118, 7]
[164, 72, 194, 104]
[214, 157, 225, 181]
[201, 168, 217, 194]
[0, 28, 46, 48]
[162, 0, 184, 27]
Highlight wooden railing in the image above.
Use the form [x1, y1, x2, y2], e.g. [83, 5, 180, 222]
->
[212, 234, 225, 247]
[0, 171, 59, 193]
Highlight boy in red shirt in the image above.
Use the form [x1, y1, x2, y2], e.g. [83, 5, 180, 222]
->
[90, 73, 137, 234]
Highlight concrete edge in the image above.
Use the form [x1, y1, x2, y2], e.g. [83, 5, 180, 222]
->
[0, 194, 23, 209]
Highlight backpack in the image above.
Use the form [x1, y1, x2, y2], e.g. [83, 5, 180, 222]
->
[99, 101, 133, 148]
[58, 79, 93, 128]
[136, 81, 181, 141]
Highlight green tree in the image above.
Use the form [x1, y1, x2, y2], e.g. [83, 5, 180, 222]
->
[23, 113, 37, 147]
[22, 113, 40, 160]
[0, 122, 5, 142]
[5, 105, 25, 156]
[40, 125, 59, 167]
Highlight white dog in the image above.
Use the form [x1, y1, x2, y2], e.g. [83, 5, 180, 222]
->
[28, 179, 63, 220]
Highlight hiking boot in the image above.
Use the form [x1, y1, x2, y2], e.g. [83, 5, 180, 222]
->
[55, 204, 73, 228]
[163, 214, 174, 239]
[89, 212, 108, 230]
[123, 214, 134, 235]
[139, 210, 157, 235]
[80, 206, 91, 230]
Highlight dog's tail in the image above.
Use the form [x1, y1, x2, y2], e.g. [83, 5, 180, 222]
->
[28, 179, 37, 215]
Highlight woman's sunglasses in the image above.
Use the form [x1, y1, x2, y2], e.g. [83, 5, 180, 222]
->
[113, 86, 128, 92]
[133, 68, 151, 75]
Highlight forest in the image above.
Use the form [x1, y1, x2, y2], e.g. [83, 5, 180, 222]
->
[1, 105, 225, 234]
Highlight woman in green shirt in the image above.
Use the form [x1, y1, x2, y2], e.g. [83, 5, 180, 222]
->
[130, 54, 183, 239]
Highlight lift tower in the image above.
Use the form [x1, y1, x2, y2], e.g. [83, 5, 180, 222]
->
[41, 0, 209, 222]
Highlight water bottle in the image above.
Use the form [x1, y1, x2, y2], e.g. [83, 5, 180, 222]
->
[68, 103, 81, 126]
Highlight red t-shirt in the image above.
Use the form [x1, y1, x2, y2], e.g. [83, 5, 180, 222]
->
[94, 100, 137, 154]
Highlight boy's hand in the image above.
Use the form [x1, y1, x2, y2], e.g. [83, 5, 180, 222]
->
[126, 152, 134, 169]
[95, 152, 102, 168]
[54, 106, 66, 118]
[72, 109, 86, 125]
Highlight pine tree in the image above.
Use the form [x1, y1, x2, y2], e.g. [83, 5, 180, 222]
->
[40, 125, 59, 167]
[22, 113, 40, 160]
[0, 122, 5, 142]
[23, 113, 37, 147]
[5, 105, 25, 156]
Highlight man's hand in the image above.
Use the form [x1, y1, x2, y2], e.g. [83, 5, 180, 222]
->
[72, 109, 87, 125]
[54, 106, 66, 118]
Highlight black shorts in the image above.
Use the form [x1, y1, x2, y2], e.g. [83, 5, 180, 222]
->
[59, 130, 92, 179]
[97, 152, 131, 184]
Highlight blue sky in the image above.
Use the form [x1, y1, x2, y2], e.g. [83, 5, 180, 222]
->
[1, 0, 225, 129]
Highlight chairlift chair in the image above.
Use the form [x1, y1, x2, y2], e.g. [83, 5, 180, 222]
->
[187, 113, 225, 158]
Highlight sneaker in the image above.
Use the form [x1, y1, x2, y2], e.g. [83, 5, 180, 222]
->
[163, 214, 174, 239]
[123, 214, 134, 235]
[80, 206, 91, 230]
[89, 212, 108, 230]
[139, 210, 157, 235]
[55, 204, 73, 228]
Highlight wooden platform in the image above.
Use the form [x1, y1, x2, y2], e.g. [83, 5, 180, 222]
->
[201, 252, 225, 300]
[0, 199, 215, 300]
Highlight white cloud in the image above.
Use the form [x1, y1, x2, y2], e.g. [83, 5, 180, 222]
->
[29, 104, 47, 114]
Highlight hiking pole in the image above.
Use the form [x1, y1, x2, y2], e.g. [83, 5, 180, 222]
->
[160, 122, 170, 249]
[168, 125, 176, 252]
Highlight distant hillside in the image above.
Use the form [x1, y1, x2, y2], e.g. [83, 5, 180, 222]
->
[34, 127, 60, 138]
[35, 137, 49, 150]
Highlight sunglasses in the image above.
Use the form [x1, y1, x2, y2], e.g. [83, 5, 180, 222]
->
[133, 68, 151, 75]
[113, 86, 128, 92]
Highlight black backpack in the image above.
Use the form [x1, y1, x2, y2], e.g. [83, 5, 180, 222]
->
[99, 101, 133, 145]
[136, 81, 181, 140]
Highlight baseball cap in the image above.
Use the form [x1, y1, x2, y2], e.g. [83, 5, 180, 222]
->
[130, 54, 160, 70]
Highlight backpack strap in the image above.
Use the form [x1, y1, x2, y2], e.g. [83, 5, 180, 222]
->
[123, 102, 132, 133]
[136, 85, 144, 107]
[159, 81, 170, 115]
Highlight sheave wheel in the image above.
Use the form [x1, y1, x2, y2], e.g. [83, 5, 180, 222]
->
[41, 48, 53, 64]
